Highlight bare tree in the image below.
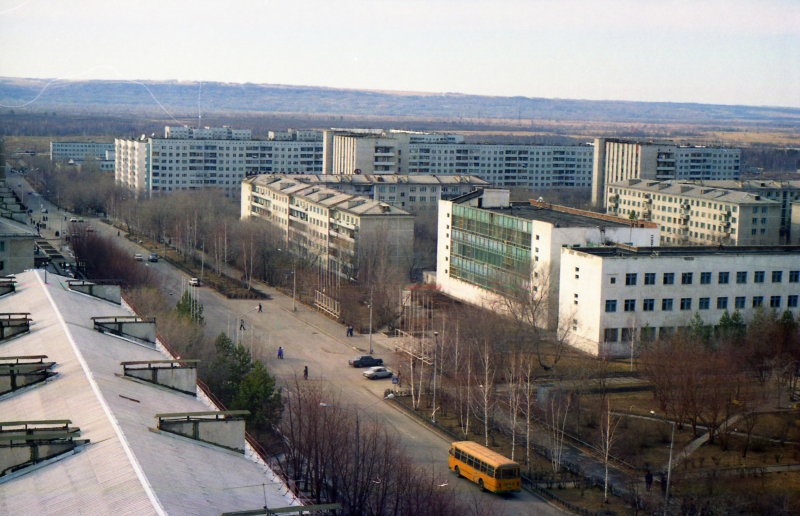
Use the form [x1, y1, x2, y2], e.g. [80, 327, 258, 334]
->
[597, 399, 623, 504]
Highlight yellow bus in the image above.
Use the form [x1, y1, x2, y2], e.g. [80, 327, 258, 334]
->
[448, 441, 521, 493]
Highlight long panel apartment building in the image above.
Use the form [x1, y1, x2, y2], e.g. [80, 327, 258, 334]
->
[607, 179, 781, 245]
[561, 245, 800, 356]
[242, 175, 414, 282]
[436, 189, 659, 329]
[50, 141, 114, 161]
[325, 129, 594, 189]
[592, 138, 741, 206]
[116, 127, 324, 196]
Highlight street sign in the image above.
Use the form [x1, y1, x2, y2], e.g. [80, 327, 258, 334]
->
[392, 377, 399, 385]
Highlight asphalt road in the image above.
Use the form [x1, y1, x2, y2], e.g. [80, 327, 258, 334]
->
[9, 169, 564, 516]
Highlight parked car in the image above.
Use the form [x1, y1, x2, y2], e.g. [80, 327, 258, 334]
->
[148, 252, 158, 262]
[349, 355, 383, 368]
[85, 226, 95, 233]
[363, 366, 393, 380]
[134, 253, 143, 261]
[69, 218, 77, 222]
[189, 277, 200, 286]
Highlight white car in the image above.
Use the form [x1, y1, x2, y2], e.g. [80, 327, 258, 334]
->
[363, 366, 393, 380]
[134, 253, 143, 261]
[189, 278, 200, 286]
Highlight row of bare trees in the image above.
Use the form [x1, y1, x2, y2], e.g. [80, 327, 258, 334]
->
[281, 379, 504, 516]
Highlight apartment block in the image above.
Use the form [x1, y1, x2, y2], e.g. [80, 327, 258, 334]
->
[561, 245, 800, 356]
[436, 189, 659, 329]
[323, 129, 594, 189]
[607, 179, 781, 246]
[592, 138, 741, 206]
[678, 180, 800, 242]
[50, 141, 115, 161]
[250, 173, 489, 212]
[115, 127, 324, 197]
[242, 175, 414, 282]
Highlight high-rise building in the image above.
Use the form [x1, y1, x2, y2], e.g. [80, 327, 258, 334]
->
[592, 138, 741, 206]
[115, 127, 324, 196]
[607, 179, 782, 246]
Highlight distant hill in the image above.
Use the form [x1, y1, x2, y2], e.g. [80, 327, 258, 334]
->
[1, 77, 799, 127]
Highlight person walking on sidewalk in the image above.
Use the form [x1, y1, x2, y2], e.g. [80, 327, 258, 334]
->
[257, 302, 263, 313]
[277, 346, 284, 359]
[303, 366, 308, 380]
[239, 319, 246, 331]
[645, 470, 653, 492]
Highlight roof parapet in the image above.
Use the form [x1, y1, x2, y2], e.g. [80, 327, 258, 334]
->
[154, 411, 250, 452]
[0, 420, 87, 479]
[92, 316, 156, 346]
[68, 280, 122, 305]
[0, 278, 15, 298]
[121, 359, 199, 395]
[0, 356, 57, 397]
[0, 313, 31, 343]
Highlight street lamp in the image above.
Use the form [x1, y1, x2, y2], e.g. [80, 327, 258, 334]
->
[432, 331, 439, 424]
[650, 410, 676, 516]
[368, 286, 374, 355]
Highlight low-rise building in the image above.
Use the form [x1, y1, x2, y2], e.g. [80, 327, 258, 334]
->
[436, 189, 659, 329]
[242, 175, 415, 282]
[560, 245, 800, 356]
[249, 174, 489, 212]
[50, 141, 115, 161]
[607, 179, 781, 245]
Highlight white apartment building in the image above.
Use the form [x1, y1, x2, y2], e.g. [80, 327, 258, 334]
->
[607, 179, 781, 246]
[437, 189, 659, 329]
[561, 245, 800, 356]
[323, 129, 594, 189]
[115, 127, 324, 197]
[250, 174, 489, 212]
[50, 141, 114, 161]
[242, 175, 414, 282]
[592, 138, 741, 206]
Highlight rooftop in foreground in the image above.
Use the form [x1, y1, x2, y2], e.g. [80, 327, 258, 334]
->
[571, 244, 800, 258]
[0, 270, 296, 516]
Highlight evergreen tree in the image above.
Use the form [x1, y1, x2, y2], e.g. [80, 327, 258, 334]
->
[209, 332, 254, 404]
[688, 312, 712, 346]
[231, 361, 283, 436]
[175, 289, 204, 323]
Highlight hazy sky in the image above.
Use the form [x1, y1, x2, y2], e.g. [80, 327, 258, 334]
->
[1, 0, 798, 107]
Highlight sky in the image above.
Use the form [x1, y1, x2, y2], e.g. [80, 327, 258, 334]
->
[0, 0, 798, 108]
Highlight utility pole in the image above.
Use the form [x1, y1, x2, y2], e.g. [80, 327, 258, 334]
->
[664, 421, 675, 516]
[292, 261, 297, 311]
[432, 331, 439, 423]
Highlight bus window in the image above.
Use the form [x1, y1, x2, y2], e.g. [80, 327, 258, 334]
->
[449, 448, 454, 456]
[499, 467, 518, 479]
[488, 466, 495, 478]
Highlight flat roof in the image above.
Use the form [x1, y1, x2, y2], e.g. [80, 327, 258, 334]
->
[0, 216, 37, 237]
[573, 244, 800, 259]
[485, 204, 633, 228]
[609, 180, 779, 204]
[253, 173, 489, 186]
[0, 271, 297, 515]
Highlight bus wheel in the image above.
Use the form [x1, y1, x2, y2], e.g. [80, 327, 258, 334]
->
[478, 479, 485, 491]
[454, 466, 461, 478]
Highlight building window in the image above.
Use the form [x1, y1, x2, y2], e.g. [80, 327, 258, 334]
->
[0, 241, 4, 252]
[610, 277, 616, 284]
[699, 298, 710, 310]
[754, 271, 765, 283]
[736, 271, 747, 284]
[605, 300, 617, 313]
[772, 271, 782, 283]
[624, 299, 636, 312]
[644, 273, 656, 285]
[752, 296, 764, 308]
[680, 298, 692, 311]
[643, 299, 655, 311]
[681, 273, 693, 285]
[789, 271, 799, 283]
[663, 273, 675, 285]
[662, 298, 674, 311]
[604, 328, 619, 342]
[789, 295, 798, 308]
[626, 273, 637, 286]
[718, 272, 730, 284]
[770, 296, 781, 308]
[700, 272, 712, 285]
[621, 328, 634, 342]
[717, 297, 728, 309]
[735, 296, 746, 309]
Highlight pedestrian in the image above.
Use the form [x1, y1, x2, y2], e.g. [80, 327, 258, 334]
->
[239, 319, 245, 331]
[278, 346, 284, 359]
[644, 469, 653, 492]
[396, 371, 401, 387]
[303, 366, 308, 380]
[660, 474, 667, 493]
[257, 302, 262, 313]
[346, 325, 351, 337]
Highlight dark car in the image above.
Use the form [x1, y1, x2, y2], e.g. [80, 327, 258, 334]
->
[148, 252, 158, 262]
[348, 355, 384, 368]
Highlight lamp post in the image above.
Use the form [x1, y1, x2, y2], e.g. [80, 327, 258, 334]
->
[368, 286, 374, 355]
[432, 331, 439, 423]
[292, 260, 297, 312]
[650, 410, 676, 516]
